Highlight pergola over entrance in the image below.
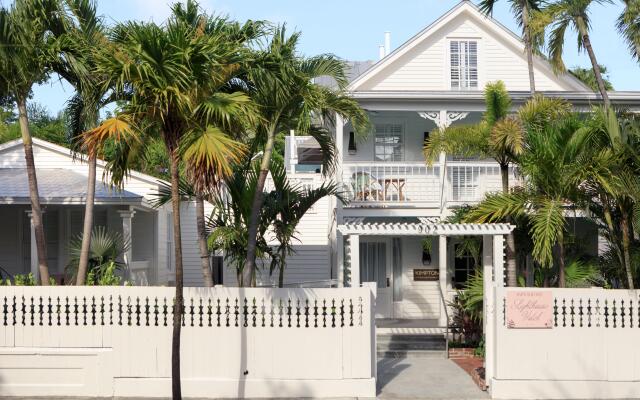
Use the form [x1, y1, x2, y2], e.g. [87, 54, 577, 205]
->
[336, 220, 514, 327]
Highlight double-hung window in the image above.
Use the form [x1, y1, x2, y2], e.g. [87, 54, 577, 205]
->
[374, 123, 404, 162]
[450, 40, 478, 90]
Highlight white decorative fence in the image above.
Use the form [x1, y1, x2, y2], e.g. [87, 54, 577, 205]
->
[488, 287, 640, 399]
[0, 286, 376, 398]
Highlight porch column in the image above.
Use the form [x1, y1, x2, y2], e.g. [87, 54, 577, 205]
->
[118, 209, 136, 272]
[350, 234, 360, 287]
[289, 129, 298, 173]
[25, 210, 40, 280]
[337, 231, 344, 288]
[482, 234, 496, 390]
[438, 235, 448, 327]
[493, 235, 505, 288]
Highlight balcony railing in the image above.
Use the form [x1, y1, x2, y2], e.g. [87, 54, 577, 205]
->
[342, 162, 517, 208]
[342, 163, 441, 206]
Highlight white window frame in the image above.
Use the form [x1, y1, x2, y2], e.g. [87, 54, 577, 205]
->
[448, 39, 480, 90]
[373, 122, 405, 162]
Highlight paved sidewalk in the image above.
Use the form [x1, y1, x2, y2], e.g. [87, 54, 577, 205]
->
[377, 357, 489, 399]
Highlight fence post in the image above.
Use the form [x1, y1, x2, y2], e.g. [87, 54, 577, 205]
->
[482, 234, 495, 392]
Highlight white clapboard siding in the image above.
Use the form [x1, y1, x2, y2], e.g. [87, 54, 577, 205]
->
[356, 5, 581, 92]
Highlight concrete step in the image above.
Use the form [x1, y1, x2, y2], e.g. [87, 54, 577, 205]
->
[377, 349, 446, 359]
[377, 334, 446, 359]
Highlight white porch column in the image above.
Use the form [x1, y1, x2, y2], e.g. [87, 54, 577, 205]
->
[25, 210, 39, 279]
[335, 114, 344, 187]
[493, 235, 505, 288]
[438, 235, 448, 326]
[350, 234, 360, 287]
[482, 234, 496, 392]
[337, 231, 344, 288]
[118, 209, 136, 271]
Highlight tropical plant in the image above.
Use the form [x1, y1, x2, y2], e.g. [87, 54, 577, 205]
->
[575, 107, 640, 289]
[52, 0, 116, 285]
[66, 226, 129, 284]
[89, 3, 251, 395]
[86, 261, 122, 286]
[569, 64, 614, 92]
[466, 97, 582, 287]
[265, 161, 343, 287]
[208, 159, 274, 286]
[0, 0, 66, 285]
[425, 81, 523, 286]
[242, 25, 369, 287]
[536, 0, 613, 108]
[617, 0, 640, 63]
[478, 0, 544, 94]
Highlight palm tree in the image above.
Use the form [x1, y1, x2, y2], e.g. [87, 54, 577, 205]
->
[424, 81, 524, 286]
[208, 158, 274, 286]
[466, 96, 578, 287]
[478, 0, 544, 94]
[576, 107, 640, 289]
[540, 0, 613, 108]
[265, 161, 342, 287]
[0, 0, 65, 285]
[242, 25, 369, 286]
[617, 0, 640, 63]
[90, 4, 250, 396]
[52, 0, 114, 285]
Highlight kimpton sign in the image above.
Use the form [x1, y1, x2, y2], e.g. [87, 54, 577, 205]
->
[506, 290, 553, 329]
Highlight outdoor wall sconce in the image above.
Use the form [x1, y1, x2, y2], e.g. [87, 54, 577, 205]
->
[348, 131, 357, 155]
[423, 131, 430, 144]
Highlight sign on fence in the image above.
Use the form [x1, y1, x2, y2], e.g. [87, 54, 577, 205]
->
[506, 290, 553, 329]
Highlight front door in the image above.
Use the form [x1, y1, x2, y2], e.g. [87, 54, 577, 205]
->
[360, 239, 393, 318]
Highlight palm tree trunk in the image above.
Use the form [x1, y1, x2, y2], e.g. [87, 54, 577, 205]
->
[557, 237, 566, 288]
[522, 6, 536, 95]
[278, 246, 286, 288]
[620, 209, 635, 289]
[196, 195, 214, 287]
[501, 163, 517, 287]
[580, 28, 611, 109]
[76, 149, 97, 285]
[169, 148, 184, 400]
[17, 96, 50, 285]
[243, 126, 277, 287]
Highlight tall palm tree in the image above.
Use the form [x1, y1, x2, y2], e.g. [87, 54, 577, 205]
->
[265, 161, 342, 287]
[242, 25, 369, 286]
[52, 0, 114, 285]
[540, 0, 613, 108]
[0, 0, 65, 285]
[90, 4, 249, 396]
[424, 81, 524, 286]
[466, 96, 578, 287]
[617, 0, 640, 63]
[478, 0, 544, 94]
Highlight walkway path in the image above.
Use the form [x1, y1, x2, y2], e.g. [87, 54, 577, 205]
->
[377, 357, 489, 399]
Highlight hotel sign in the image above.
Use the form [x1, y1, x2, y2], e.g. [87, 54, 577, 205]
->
[413, 269, 439, 281]
[506, 290, 553, 329]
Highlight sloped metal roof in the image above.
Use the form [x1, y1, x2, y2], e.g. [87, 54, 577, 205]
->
[0, 168, 142, 205]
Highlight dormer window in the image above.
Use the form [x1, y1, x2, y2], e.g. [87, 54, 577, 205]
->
[450, 40, 478, 90]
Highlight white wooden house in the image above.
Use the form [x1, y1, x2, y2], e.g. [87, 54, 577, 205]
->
[281, 1, 640, 323]
[0, 137, 210, 286]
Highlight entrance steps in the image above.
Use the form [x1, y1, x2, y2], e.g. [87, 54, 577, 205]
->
[377, 333, 447, 359]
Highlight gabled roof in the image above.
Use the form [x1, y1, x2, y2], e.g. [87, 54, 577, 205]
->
[347, 1, 589, 92]
[0, 137, 168, 187]
[0, 168, 142, 205]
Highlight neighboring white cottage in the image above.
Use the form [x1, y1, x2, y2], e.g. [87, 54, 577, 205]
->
[282, 1, 640, 323]
[0, 137, 211, 286]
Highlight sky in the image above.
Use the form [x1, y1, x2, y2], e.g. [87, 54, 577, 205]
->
[20, 0, 639, 115]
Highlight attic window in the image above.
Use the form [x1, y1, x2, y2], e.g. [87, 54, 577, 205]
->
[450, 40, 478, 90]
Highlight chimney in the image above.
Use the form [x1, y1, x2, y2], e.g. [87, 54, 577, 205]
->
[378, 44, 386, 60]
[384, 31, 391, 56]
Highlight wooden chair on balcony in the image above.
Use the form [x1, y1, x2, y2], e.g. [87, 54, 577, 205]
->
[351, 172, 383, 201]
